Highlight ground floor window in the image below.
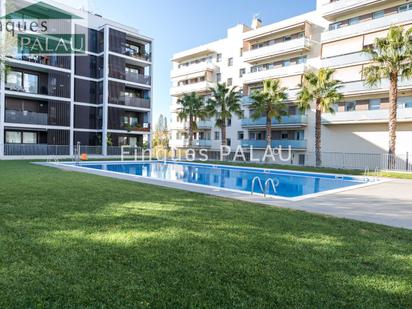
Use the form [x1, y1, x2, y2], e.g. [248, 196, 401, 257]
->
[5, 131, 21, 144]
[5, 131, 38, 144]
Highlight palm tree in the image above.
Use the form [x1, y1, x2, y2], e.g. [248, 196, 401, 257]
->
[362, 26, 412, 158]
[297, 68, 343, 167]
[176, 92, 206, 147]
[206, 83, 243, 147]
[249, 79, 288, 147]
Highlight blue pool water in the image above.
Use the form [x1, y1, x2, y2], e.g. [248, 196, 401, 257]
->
[68, 161, 367, 198]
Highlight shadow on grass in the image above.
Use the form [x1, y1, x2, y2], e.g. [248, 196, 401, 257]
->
[0, 161, 411, 307]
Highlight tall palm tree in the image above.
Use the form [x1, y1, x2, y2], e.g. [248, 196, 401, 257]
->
[206, 83, 243, 147]
[297, 68, 343, 167]
[362, 26, 412, 158]
[177, 92, 206, 147]
[250, 79, 288, 147]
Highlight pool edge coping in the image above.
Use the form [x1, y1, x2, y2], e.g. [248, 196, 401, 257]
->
[34, 160, 390, 202]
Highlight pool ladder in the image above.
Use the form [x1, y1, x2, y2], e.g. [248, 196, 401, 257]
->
[251, 176, 280, 197]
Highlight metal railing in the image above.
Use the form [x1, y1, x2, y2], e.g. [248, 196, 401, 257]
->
[3, 144, 70, 156]
[5, 110, 48, 125]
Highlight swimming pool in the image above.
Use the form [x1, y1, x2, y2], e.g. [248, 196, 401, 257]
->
[63, 161, 371, 199]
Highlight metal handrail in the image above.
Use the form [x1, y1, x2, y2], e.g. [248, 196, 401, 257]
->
[364, 167, 370, 182]
[374, 167, 379, 182]
[251, 176, 264, 196]
[265, 178, 280, 196]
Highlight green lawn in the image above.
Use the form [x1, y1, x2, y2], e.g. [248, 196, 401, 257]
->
[196, 160, 412, 180]
[0, 161, 411, 307]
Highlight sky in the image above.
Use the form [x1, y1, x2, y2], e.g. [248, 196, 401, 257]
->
[55, 0, 316, 124]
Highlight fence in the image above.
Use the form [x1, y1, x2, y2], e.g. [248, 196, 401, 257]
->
[0, 144, 411, 172]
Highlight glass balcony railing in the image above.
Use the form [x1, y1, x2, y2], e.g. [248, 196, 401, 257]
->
[5, 110, 48, 125]
[175, 139, 212, 148]
[125, 71, 151, 85]
[197, 120, 213, 129]
[123, 97, 151, 109]
[241, 115, 307, 127]
[241, 139, 307, 149]
[322, 108, 412, 124]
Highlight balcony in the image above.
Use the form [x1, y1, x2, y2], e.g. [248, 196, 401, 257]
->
[124, 47, 151, 62]
[122, 122, 151, 132]
[243, 38, 313, 63]
[242, 89, 300, 105]
[5, 110, 48, 125]
[322, 52, 371, 68]
[322, 108, 412, 125]
[243, 64, 308, 85]
[241, 115, 307, 128]
[241, 139, 307, 149]
[197, 120, 213, 129]
[170, 81, 215, 97]
[341, 79, 412, 96]
[121, 97, 151, 109]
[6, 54, 71, 70]
[320, 0, 386, 20]
[125, 72, 151, 85]
[173, 139, 212, 148]
[171, 62, 218, 78]
[322, 9, 412, 42]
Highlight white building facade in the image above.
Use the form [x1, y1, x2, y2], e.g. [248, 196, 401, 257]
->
[169, 0, 412, 164]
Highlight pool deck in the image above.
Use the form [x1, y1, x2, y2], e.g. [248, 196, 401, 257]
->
[40, 162, 412, 230]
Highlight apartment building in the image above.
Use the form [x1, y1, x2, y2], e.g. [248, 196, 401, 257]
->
[170, 0, 412, 163]
[0, 1, 152, 158]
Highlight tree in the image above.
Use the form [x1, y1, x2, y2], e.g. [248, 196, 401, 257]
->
[249, 79, 288, 147]
[297, 68, 343, 167]
[206, 83, 243, 147]
[177, 92, 206, 147]
[153, 114, 169, 149]
[362, 26, 412, 158]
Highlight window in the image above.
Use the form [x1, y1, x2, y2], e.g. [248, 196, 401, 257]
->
[329, 22, 342, 31]
[369, 99, 381, 110]
[283, 59, 290, 67]
[372, 10, 384, 19]
[23, 132, 37, 144]
[281, 131, 288, 140]
[296, 130, 305, 140]
[240, 48, 243, 57]
[216, 54, 222, 62]
[227, 118, 232, 127]
[23, 73, 38, 93]
[399, 4, 412, 12]
[348, 17, 360, 25]
[226, 138, 231, 146]
[6, 131, 21, 143]
[297, 56, 307, 64]
[237, 131, 244, 140]
[406, 102, 412, 108]
[216, 73, 221, 82]
[5, 71, 22, 90]
[284, 36, 292, 41]
[239, 68, 246, 78]
[227, 78, 232, 86]
[228, 57, 233, 66]
[214, 131, 220, 140]
[345, 101, 356, 112]
[5, 71, 38, 93]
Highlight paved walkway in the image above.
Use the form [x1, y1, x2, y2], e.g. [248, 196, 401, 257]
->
[44, 163, 412, 230]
